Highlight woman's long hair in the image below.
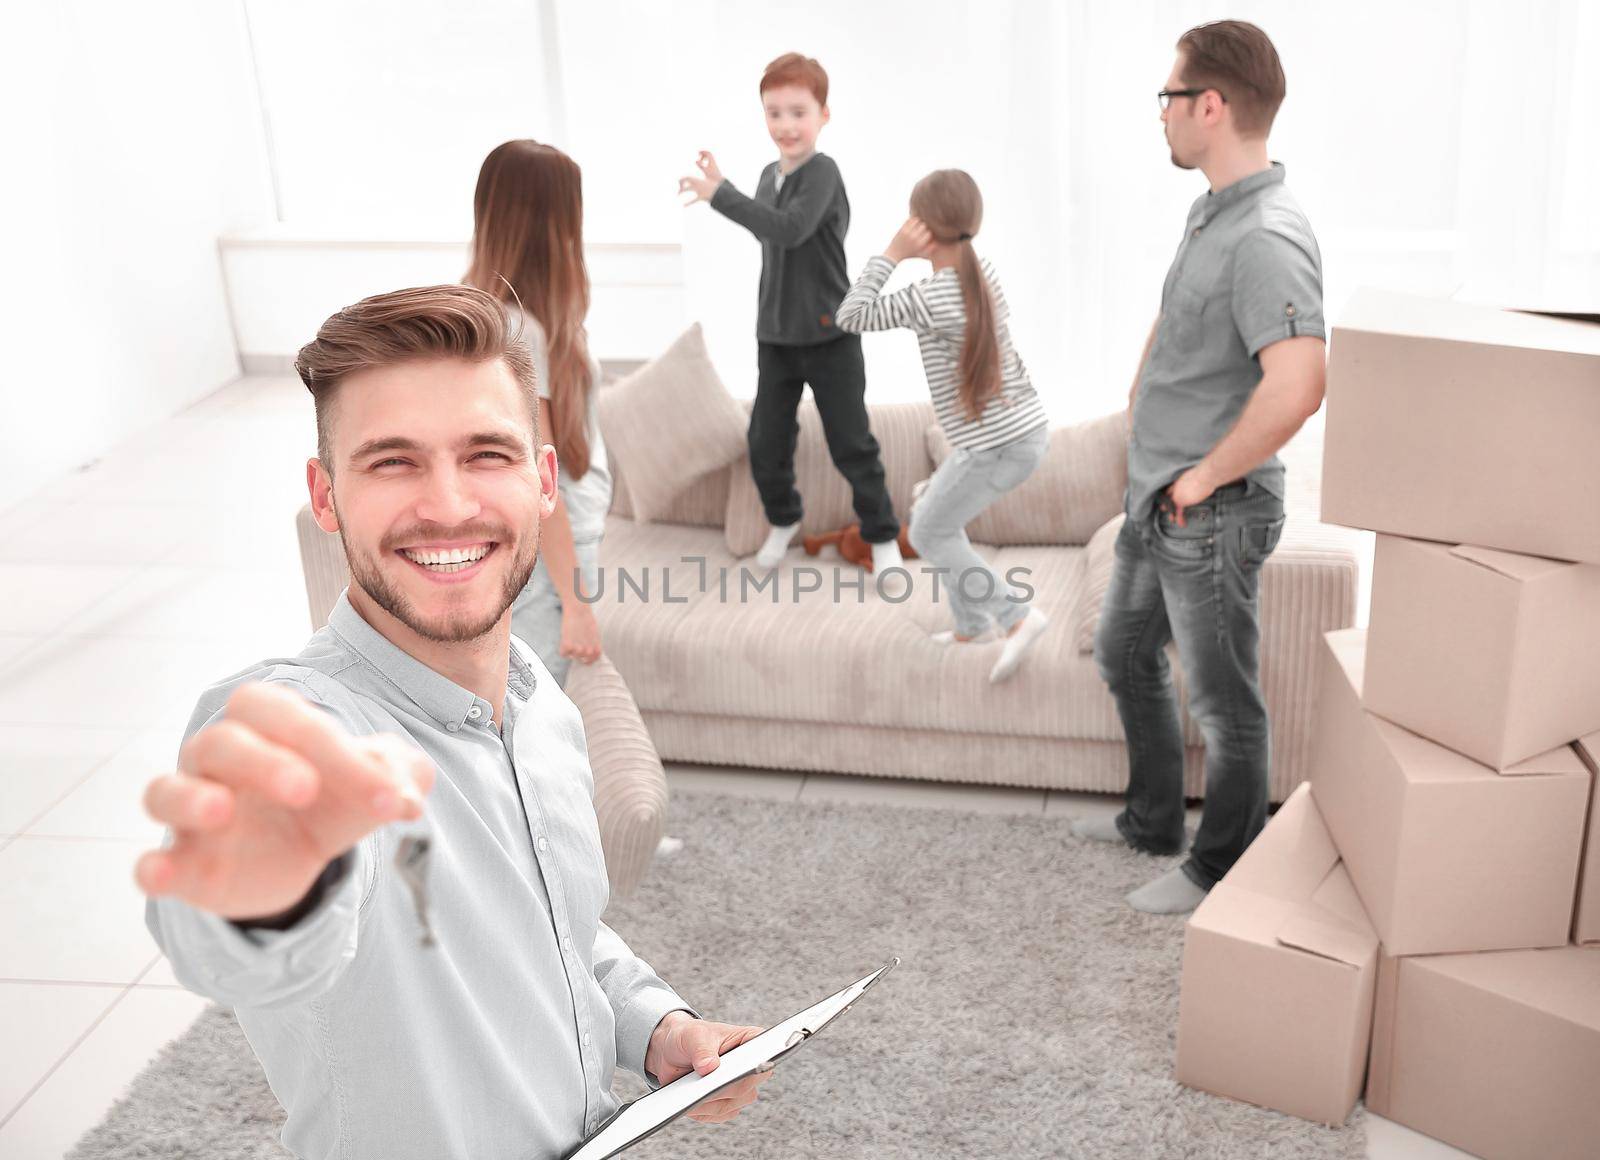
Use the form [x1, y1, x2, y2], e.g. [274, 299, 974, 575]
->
[465, 140, 594, 478]
[909, 169, 1002, 423]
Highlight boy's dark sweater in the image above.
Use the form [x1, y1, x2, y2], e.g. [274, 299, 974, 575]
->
[709, 152, 850, 347]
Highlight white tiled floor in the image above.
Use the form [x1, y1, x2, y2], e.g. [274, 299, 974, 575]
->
[0, 376, 1463, 1157]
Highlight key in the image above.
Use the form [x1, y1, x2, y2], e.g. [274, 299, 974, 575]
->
[394, 834, 437, 948]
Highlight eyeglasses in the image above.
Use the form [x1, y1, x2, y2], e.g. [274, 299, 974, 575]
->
[1157, 87, 1227, 111]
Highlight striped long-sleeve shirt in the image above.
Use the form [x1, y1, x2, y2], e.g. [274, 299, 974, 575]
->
[835, 254, 1048, 451]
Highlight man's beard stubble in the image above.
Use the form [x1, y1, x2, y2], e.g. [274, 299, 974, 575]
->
[339, 517, 542, 644]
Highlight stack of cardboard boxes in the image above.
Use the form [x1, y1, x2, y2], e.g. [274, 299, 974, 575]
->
[1174, 289, 1600, 1158]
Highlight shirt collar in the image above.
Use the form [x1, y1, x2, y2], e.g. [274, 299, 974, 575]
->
[327, 591, 536, 732]
[1192, 161, 1285, 226]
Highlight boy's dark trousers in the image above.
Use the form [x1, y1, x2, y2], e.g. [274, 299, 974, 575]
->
[748, 333, 899, 543]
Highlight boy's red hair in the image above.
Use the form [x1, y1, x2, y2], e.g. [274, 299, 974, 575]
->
[759, 52, 828, 106]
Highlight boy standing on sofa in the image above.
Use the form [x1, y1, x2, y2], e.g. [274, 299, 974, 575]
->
[679, 52, 901, 572]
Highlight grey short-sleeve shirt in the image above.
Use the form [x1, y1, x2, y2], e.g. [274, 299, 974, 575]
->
[1127, 162, 1324, 524]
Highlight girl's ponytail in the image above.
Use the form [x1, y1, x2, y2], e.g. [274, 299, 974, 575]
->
[954, 239, 1001, 422]
[910, 170, 1003, 422]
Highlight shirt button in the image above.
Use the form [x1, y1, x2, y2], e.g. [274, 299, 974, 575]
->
[538, 836, 549, 852]
[445, 722, 460, 733]
[583, 1032, 591, 1046]
[467, 705, 482, 720]
[1285, 303, 1297, 316]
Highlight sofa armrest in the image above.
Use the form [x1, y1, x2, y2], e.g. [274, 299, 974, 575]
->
[564, 656, 669, 896]
[1256, 517, 1363, 800]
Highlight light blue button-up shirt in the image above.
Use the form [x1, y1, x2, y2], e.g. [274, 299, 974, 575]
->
[146, 593, 692, 1160]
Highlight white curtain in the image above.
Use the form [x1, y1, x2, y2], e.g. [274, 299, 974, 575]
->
[555, 0, 1596, 418]
[239, 0, 1598, 418]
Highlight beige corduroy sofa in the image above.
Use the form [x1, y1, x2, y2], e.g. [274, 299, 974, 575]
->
[595, 397, 1360, 804]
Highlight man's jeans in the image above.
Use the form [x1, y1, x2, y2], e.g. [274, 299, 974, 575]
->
[1093, 480, 1287, 888]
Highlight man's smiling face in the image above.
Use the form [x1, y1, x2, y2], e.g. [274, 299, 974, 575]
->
[312, 355, 552, 643]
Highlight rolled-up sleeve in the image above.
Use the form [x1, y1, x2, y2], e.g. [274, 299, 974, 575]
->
[1230, 228, 1325, 357]
[592, 921, 697, 1083]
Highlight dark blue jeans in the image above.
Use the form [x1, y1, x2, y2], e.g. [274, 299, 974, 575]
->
[750, 335, 899, 544]
[1093, 480, 1286, 888]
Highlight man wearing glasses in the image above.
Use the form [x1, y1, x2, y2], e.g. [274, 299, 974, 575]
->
[1075, 20, 1327, 913]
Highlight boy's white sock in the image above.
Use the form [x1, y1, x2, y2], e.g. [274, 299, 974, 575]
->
[756, 521, 801, 569]
[870, 539, 904, 574]
[871, 539, 908, 600]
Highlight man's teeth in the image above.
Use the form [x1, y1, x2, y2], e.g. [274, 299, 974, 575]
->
[401, 545, 492, 571]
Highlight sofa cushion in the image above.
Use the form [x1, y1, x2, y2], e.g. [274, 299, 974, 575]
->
[607, 455, 731, 528]
[924, 411, 1128, 546]
[596, 324, 747, 524]
[1071, 513, 1125, 653]
[724, 400, 937, 557]
[595, 517, 1161, 742]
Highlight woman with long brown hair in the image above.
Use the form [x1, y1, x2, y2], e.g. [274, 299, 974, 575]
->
[835, 168, 1051, 683]
[466, 139, 610, 686]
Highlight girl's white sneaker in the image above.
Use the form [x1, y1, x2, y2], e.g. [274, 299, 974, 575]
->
[989, 608, 1049, 683]
[930, 627, 994, 645]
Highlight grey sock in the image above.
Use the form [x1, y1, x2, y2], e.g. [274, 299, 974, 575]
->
[1070, 814, 1127, 844]
[1125, 865, 1209, 915]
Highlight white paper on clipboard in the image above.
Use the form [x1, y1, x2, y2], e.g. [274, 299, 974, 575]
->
[561, 958, 899, 1160]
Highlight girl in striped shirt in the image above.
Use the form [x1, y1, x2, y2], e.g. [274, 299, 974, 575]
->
[835, 169, 1050, 683]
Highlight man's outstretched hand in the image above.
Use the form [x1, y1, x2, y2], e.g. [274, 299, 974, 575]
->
[645, 1011, 773, 1124]
[135, 682, 435, 923]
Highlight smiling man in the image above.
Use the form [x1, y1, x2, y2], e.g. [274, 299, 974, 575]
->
[138, 285, 769, 1160]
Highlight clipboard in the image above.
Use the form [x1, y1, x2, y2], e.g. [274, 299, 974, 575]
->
[562, 958, 899, 1160]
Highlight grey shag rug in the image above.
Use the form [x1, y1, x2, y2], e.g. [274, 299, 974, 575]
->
[71, 791, 1365, 1159]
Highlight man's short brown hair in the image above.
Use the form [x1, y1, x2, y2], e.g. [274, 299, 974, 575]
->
[1177, 20, 1286, 137]
[759, 52, 828, 106]
[295, 284, 538, 470]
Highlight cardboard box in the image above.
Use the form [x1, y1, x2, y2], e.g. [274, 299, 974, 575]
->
[1366, 946, 1600, 1160]
[1308, 629, 1590, 955]
[1321, 289, 1600, 564]
[1576, 732, 1600, 946]
[1176, 783, 1378, 1126]
[1363, 534, 1600, 769]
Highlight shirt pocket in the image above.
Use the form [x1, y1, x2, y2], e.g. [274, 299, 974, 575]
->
[1160, 281, 1209, 351]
